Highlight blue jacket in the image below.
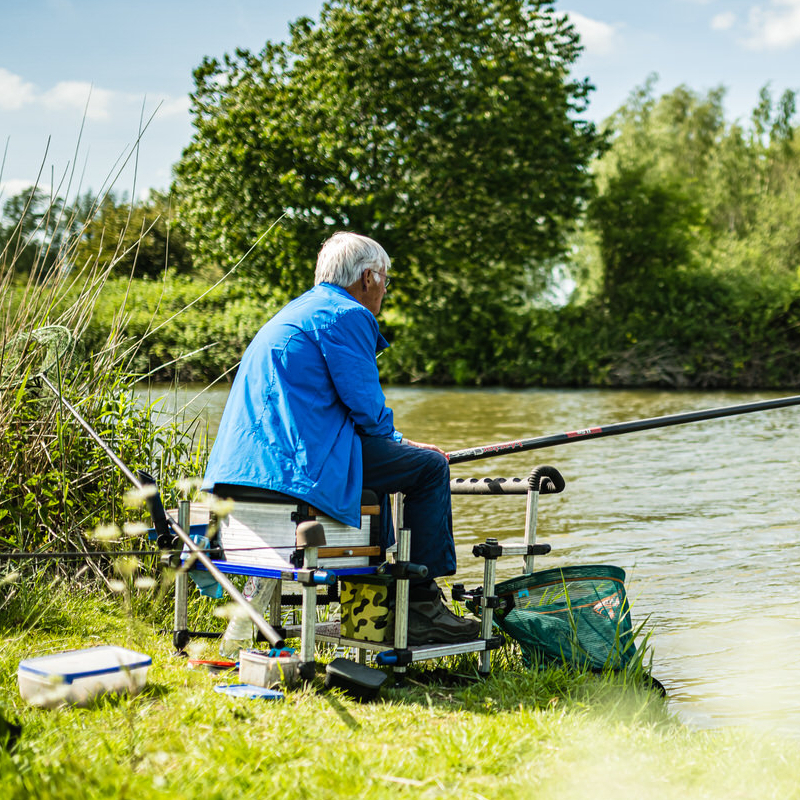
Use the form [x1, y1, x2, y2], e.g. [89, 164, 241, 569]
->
[203, 283, 398, 527]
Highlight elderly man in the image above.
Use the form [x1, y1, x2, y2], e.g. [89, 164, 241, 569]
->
[204, 232, 479, 644]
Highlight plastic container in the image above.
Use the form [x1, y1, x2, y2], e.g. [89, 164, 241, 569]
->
[239, 648, 300, 688]
[18, 646, 151, 708]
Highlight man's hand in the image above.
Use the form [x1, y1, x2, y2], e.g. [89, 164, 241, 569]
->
[403, 439, 448, 459]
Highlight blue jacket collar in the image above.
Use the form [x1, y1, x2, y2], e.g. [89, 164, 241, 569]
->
[318, 282, 390, 353]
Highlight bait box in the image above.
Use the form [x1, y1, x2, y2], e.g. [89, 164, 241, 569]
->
[18, 646, 151, 708]
[239, 649, 300, 688]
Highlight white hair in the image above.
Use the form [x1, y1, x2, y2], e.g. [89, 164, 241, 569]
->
[314, 232, 391, 287]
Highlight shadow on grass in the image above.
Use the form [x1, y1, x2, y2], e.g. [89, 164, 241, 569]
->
[376, 653, 669, 721]
[77, 681, 172, 712]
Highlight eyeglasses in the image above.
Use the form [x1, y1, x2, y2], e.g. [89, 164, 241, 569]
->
[371, 269, 391, 288]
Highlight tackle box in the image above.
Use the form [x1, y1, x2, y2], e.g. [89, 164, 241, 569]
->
[18, 645, 151, 708]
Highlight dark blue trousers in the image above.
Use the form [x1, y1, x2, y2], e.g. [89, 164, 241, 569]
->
[359, 435, 457, 579]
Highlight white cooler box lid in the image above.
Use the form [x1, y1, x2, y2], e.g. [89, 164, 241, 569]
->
[18, 645, 152, 683]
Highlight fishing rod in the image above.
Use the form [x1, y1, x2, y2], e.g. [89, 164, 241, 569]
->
[447, 393, 800, 465]
[2, 326, 284, 648]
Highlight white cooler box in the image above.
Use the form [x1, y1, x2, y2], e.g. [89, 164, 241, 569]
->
[18, 645, 151, 708]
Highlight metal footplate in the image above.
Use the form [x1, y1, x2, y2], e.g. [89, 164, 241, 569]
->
[283, 621, 499, 660]
[376, 638, 503, 665]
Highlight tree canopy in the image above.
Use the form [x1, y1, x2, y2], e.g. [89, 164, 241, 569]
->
[174, 0, 599, 314]
[588, 77, 800, 289]
[74, 191, 193, 279]
[0, 188, 73, 278]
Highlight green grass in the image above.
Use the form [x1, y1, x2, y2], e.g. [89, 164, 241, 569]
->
[2, 585, 799, 800]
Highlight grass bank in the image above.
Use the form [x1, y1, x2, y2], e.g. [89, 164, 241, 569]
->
[1, 586, 799, 800]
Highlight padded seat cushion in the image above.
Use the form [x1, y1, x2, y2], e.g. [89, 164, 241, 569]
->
[212, 483, 379, 508]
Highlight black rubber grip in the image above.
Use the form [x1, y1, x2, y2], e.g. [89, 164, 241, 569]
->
[137, 470, 173, 548]
[528, 466, 565, 494]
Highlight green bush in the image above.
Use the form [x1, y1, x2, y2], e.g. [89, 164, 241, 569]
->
[71, 268, 800, 390]
[80, 275, 287, 381]
[1, 227, 210, 585]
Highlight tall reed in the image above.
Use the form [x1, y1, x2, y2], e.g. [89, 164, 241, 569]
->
[0, 182, 205, 593]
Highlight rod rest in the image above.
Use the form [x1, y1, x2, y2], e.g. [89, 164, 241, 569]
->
[528, 466, 565, 494]
[452, 584, 502, 609]
[450, 477, 529, 495]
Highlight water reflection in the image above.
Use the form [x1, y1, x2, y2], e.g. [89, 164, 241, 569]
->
[143, 384, 800, 735]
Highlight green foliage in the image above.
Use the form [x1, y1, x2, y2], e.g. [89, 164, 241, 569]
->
[79, 275, 284, 381]
[67, 264, 800, 390]
[1, 186, 194, 284]
[589, 78, 800, 282]
[175, 0, 599, 311]
[0, 188, 208, 586]
[564, 77, 800, 387]
[9, 69, 800, 395]
[0, 344, 205, 581]
[73, 191, 194, 279]
[0, 188, 77, 279]
[588, 165, 703, 310]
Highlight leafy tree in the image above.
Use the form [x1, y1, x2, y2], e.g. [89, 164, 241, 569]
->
[73, 191, 193, 278]
[0, 188, 70, 278]
[588, 165, 702, 312]
[175, 0, 599, 315]
[598, 77, 727, 185]
[582, 79, 799, 302]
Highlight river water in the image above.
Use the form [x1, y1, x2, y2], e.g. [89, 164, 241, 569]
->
[149, 384, 800, 736]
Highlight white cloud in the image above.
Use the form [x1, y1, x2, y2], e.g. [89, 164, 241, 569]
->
[566, 11, 620, 56]
[41, 81, 116, 120]
[0, 68, 36, 111]
[0, 67, 187, 126]
[154, 95, 190, 118]
[0, 179, 47, 204]
[744, 0, 800, 49]
[711, 11, 737, 30]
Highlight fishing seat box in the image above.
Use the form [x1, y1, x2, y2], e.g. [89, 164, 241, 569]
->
[209, 484, 382, 571]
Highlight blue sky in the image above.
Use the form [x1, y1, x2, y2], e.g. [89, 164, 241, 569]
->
[1, 0, 799, 203]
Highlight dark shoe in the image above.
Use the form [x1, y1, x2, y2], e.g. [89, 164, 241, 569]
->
[406, 591, 480, 645]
